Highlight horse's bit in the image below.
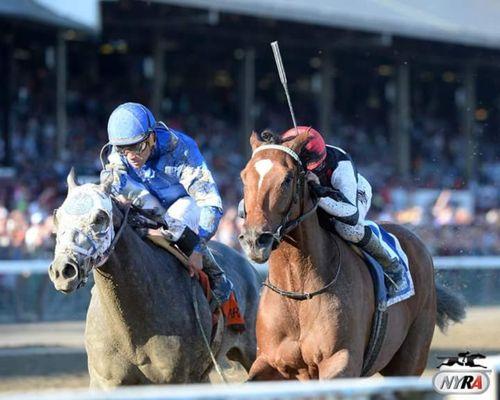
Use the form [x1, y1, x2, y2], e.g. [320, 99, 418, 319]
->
[250, 144, 342, 301]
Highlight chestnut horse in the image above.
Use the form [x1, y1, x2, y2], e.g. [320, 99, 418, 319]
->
[239, 130, 465, 379]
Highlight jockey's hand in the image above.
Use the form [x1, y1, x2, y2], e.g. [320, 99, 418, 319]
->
[306, 171, 320, 185]
[306, 174, 345, 202]
[306, 172, 326, 198]
[115, 194, 131, 206]
[147, 228, 163, 237]
[187, 251, 203, 278]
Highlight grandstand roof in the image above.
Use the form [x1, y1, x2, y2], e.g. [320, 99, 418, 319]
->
[0, 0, 93, 32]
[156, 0, 500, 49]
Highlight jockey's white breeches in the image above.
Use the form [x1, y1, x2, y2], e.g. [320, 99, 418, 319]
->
[334, 174, 373, 243]
[166, 196, 200, 234]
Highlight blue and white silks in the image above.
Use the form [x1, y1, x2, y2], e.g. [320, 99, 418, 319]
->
[105, 122, 223, 250]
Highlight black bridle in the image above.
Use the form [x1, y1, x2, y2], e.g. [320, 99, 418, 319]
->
[250, 144, 341, 301]
[251, 144, 318, 248]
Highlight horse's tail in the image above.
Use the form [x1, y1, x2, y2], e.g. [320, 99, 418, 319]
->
[435, 282, 466, 332]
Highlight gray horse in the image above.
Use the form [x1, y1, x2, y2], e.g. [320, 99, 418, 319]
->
[48, 170, 260, 387]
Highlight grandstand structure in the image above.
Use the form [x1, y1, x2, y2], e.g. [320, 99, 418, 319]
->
[0, 0, 93, 164]
[0, 3, 499, 396]
[1, 0, 500, 180]
[101, 0, 500, 179]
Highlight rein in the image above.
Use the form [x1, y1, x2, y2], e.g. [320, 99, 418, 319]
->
[251, 144, 340, 301]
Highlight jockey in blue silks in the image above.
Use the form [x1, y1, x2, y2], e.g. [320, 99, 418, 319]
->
[102, 102, 233, 308]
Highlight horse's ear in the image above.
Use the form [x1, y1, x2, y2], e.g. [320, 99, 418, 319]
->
[250, 131, 263, 151]
[67, 167, 79, 191]
[100, 170, 114, 194]
[259, 129, 280, 144]
[290, 129, 311, 154]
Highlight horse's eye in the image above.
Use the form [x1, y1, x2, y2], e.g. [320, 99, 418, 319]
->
[93, 211, 110, 234]
[283, 175, 293, 186]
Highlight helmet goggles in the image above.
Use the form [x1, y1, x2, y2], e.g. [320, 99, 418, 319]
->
[115, 134, 151, 155]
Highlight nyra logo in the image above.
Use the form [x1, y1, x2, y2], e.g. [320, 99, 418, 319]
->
[432, 352, 491, 395]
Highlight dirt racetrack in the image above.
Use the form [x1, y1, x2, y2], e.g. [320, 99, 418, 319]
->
[0, 306, 499, 392]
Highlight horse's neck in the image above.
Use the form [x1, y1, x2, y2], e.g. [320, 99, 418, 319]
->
[268, 211, 337, 292]
[92, 227, 159, 333]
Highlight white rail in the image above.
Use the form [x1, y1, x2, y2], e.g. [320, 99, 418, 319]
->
[0, 259, 51, 274]
[0, 256, 500, 275]
[0, 377, 434, 400]
[432, 256, 500, 270]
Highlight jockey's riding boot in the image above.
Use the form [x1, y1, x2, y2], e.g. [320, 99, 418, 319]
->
[202, 247, 246, 333]
[360, 232, 407, 293]
[201, 247, 234, 310]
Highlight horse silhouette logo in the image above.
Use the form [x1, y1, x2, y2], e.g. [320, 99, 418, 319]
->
[433, 352, 491, 395]
[436, 352, 487, 369]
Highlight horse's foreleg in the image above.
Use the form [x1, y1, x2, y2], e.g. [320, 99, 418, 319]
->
[248, 356, 285, 381]
[318, 349, 362, 379]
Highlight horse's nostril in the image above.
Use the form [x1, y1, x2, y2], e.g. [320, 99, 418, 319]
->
[238, 234, 245, 241]
[257, 233, 273, 247]
[62, 264, 78, 279]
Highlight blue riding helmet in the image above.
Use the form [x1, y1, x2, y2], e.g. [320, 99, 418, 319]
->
[107, 102, 156, 146]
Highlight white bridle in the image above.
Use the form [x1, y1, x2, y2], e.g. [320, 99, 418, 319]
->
[252, 144, 302, 164]
[54, 185, 114, 270]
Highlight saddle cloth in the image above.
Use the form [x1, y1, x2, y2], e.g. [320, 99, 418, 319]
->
[362, 221, 415, 308]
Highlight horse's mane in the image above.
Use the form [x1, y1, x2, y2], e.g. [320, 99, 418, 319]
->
[107, 199, 188, 281]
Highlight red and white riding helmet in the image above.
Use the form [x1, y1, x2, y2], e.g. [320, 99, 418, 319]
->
[281, 126, 326, 171]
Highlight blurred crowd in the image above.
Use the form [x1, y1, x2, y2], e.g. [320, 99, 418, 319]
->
[0, 61, 498, 261]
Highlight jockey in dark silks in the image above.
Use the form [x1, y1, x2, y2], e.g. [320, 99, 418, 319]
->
[102, 102, 236, 311]
[282, 126, 405, 289]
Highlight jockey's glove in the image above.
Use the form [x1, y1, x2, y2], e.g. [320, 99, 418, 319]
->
[105, 161, 127, 173]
